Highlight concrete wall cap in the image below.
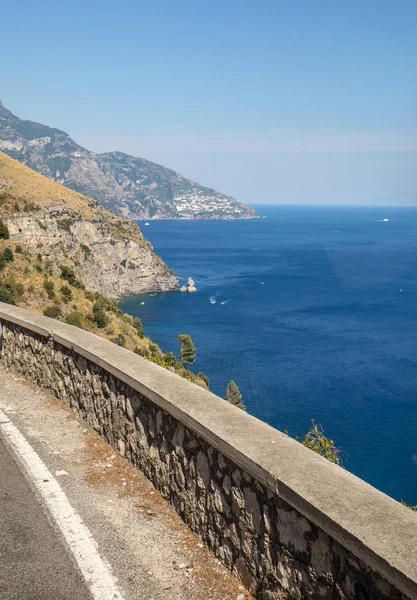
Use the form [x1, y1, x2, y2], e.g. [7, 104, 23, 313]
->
[1, 302, 416, 598]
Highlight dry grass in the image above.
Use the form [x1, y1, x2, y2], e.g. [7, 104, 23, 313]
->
[0, 151, 95, 215]
[0, 151, 145, 244]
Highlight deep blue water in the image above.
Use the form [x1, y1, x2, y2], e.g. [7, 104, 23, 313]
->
[120, 205, 417, 504]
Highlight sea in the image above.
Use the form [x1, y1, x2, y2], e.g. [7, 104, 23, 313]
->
[120, 204, 417, 504]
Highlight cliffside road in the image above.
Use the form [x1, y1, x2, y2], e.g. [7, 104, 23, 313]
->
[0, 435, 93, 600]
[0, 365, 250, 600]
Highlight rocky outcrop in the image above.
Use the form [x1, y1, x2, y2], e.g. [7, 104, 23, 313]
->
[0, 151, 178, 297]
[180, 277, 197, 293]
[0, 101, 259, 221]
[6, 209, 177, 297]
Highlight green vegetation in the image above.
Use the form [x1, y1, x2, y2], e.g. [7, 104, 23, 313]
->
[225, 380, 246, 410]
[197, 371, 210, 388]
[60, 265, 77, 285]
[43, 305, 62, 319]
[0, 219, 9, 239]
[401, 501, 417, 511]
[2, 247, 14, 263]
[56, 217, 74, 232]
[132, 316, 144, 338]
[164, 351, 176, 367]
[299, 422, 341, 465]
[23, 200, 40, 212]
[43, 279, 55, 300]
[60, 284, 73, 303]
[80, 243, 91, 258]
[0, 188, 15, 203]
[178, 334, 196, 365]
[92, 299, 109, 328]
[64, 311, 83, 327]
[0, 279, 24, 305]
[111, 333, 126, 347]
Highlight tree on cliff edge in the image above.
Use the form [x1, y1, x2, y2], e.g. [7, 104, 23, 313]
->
[225, 380, 246, 411]
[178, 334, 196, 365]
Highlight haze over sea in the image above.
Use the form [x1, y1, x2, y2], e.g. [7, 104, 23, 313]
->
[120, 205, 417, 504]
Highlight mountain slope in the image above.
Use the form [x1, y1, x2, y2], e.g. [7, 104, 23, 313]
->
[0, 101, 259, 220]
[0, 151, 178, 297]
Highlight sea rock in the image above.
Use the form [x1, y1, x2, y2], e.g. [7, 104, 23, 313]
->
[187, 277, 197, 293]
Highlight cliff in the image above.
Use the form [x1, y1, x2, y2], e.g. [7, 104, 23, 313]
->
[0, 152, 178, 298]
[0, 101, 259, 221]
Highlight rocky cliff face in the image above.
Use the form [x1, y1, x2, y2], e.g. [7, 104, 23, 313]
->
[0, 152, 178, 297]
[0, 101, 259, 221]
[6, 210, 177, 297]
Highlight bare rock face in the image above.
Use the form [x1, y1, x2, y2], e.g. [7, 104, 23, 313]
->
[0, 151, 178, 298]
[6, 210, 178, 298]
[179, 277, 197, 293]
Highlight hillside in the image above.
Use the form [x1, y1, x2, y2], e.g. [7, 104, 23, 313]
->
[0, 101, 259, 220]
[0, 152, 210, 389]
[0, 152, 177, 297]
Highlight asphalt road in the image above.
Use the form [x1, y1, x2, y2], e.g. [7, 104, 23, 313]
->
[0, 435, 92, 600]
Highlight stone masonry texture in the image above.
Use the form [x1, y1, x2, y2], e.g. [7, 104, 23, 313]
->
[0, 321, 411, 600]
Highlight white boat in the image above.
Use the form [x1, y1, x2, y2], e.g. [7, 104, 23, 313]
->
[144, 222, 150, 226]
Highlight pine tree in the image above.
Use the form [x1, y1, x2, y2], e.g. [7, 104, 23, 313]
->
[177, 334, 196, 365]
[225, 380, 246, 410]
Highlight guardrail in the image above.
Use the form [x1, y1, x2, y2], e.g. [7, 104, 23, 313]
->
[0, 303, 416, 599]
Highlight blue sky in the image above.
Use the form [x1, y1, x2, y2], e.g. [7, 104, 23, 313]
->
[1, 0, 417, 204]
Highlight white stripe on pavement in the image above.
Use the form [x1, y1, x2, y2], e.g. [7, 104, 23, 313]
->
[0, 406, 125, 600]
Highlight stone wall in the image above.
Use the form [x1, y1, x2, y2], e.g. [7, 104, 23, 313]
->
[1, 304, 417, 600]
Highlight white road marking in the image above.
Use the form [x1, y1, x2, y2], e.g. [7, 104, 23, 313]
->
[0, 406, 125, 600]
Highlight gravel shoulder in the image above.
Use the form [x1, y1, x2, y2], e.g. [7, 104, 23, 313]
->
[0, 363, 251, 600]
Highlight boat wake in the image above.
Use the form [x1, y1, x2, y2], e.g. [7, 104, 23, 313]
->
[209, 293, 220, 304]
[220, 299, 232, 305]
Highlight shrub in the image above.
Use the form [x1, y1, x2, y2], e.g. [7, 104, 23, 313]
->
[92, 301, 109, 328]
[402, 501, 417, 512]
[300, 422, 341, 465]
[43, 305, 61, 319]
[111, 333, 126, 347]
[60, 265, 77, 286]
[15, 244, 23, 253]
[60, 285, 73, 303]
[80, 244, 91, 258]
[2, 247, 14, 263]
[163, 351, 176, 367]
[0, 257, 5, 272]
[84, 290, 95, 301]
[35, 264, 43, 273]
[56, 218, 73, 232]
[0, 280, 24, 305]
[149, 343, 158, 356]
[23, 200, 40, 212]
[64, 311, 83, 328]
[43, 279, 55, 300]
[0, 219, 10, 239]
[197, 371, 210, 388]
[132, 316, 144, 338]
